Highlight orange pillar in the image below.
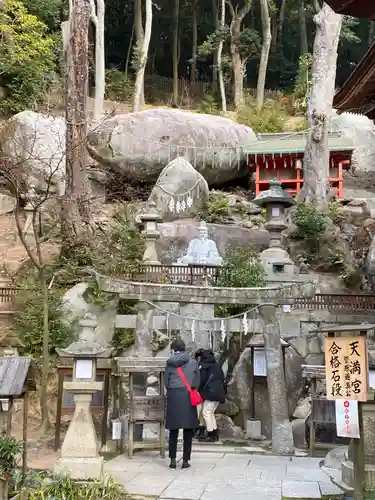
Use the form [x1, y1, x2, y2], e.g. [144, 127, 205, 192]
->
[255, 163, 260, 196]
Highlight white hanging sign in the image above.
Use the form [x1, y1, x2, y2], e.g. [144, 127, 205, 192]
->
[253, 348, 267, 377]
[335, 400, 360, 439]
[283, 304, 291, 313]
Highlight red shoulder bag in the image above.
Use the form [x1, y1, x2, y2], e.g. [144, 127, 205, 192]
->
[177, 367, 203, 407]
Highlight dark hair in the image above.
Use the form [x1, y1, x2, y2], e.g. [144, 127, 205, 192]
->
[171, 338, 186, 352]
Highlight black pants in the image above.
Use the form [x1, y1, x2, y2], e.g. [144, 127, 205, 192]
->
[169, 429, 193, 461]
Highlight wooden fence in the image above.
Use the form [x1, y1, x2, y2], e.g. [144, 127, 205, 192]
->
[144, 74, 282, 103]
[294, 293, 375, 311]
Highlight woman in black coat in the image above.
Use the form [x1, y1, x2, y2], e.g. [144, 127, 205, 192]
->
[164, 339, 200, 470]
[196, 349, 226, 442]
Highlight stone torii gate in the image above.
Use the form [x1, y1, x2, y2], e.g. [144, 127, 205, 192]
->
[95, 272, 315, 455]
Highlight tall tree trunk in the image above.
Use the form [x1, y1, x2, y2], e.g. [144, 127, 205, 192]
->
[125, 22, 134, 79]
[227, 0, 252, 109]
[299, 0, 308, 55]
[133, 0, 152, 111]
[218, 0, 226, 111]
[270, 13, 277, 54]
[191, 0, 198, 83]
[369, 20, 375, 47]
[277, 0, 287, 50]
[212, 0, 218, 91]
[299, 3, 342, 211]
[40, 274, 50, 431]
[256, 0, 271, 112]
[63, 0, 92, 249]
[134, 0, 145, 107]
[172, 0, 180, 106]
[90, 0, 105, 121]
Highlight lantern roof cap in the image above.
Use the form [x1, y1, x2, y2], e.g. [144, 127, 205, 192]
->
[252, 178, 296, 208]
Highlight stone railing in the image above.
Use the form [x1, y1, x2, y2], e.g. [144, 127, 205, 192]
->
[1, 283, 375, 312]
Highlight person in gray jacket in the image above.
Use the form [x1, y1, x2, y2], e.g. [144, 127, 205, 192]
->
[164, 339, 200, 470]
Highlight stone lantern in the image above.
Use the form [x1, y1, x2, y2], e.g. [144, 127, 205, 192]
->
[253, 178, 296, 280]
[54, 315, 112, 480]
[138, 201, 162, 264]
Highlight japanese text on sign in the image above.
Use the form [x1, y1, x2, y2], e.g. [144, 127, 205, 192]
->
[335, 400, 360, 439]
[324, 336, 368, 402]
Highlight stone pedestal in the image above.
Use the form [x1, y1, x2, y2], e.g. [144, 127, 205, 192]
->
[342, 402, 375, 489]
[54, 384, 104, 479]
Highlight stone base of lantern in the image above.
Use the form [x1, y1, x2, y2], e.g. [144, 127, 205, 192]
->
[342, 460, 375, 490]
[54, 456, 104, 480]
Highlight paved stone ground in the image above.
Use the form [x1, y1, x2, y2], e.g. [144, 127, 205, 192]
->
[105, 448, 346, 500]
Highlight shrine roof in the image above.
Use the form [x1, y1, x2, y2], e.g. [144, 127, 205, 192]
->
[324, 0, 375, 19]
[333, 41, 375, 118]
[243, 132, 355, 156]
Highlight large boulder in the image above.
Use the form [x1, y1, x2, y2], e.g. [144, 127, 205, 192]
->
[331, 112, 375, 172]
[0, 111, 66, 194]
[0, 111, 105, 196]
[149, 157, 209, 222]
[86, 109, 257, 185]
[227, 344, 304, 438]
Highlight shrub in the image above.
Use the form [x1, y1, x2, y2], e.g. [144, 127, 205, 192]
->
[200, 192, 229, 223]
[236, 96, 287, 133]
[216, 246, 265, 316]
[198, 94, 220, 115]
[105, 69, 134, 102]
[328, 200, 344, 225]
[12, 273, 75, 358]
[27, 475, 127, 500]
[293, 54, 313, 115]
[292, 203, 328, 252]
[0, 0, 56, 115]
[0, 434, 22, 480]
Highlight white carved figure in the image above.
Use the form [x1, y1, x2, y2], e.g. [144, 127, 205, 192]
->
[177, 221, 222, 266]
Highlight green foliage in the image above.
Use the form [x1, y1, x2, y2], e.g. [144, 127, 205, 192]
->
[0, 0, 56, 115]
[198, 94, 220, 115]
[105, 68, 134, 102]
[22, 0, 62, 31]
[112, 328, 136, 355]
[197, 26, 230, 59]
[236, 96, 287, 133]
[13, 273, 75, 358]
[95, 203, 146, 277]
[293, 54, 313, 114]
[216, 246, 266, 316]
[328, 200, 344, 225]
[292, 203, 328, 253]
[200, 192, 229, 223]
[237, 28, 261, 59]
[27, 475, 128, 500]
[0, 434, 22, 480]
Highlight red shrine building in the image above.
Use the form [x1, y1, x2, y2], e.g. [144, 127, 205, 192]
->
[244, 132, 355, 197]
[328, 0, 375, 118]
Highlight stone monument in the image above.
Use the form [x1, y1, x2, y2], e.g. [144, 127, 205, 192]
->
[177, 221, 222, 350]
[54, 315, 112, 480]
[177, 221, 222, 266]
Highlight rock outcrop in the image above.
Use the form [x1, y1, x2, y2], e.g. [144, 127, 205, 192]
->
[0, 111, 104, 196]
[86, 109, 257, 185]
[331, 112, 375, 172]
[0, 111, 66, 195]
[149, 158, 209, 222]
[227, 344, 304, 438]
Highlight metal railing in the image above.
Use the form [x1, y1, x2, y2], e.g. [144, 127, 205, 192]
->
[294, 293, 375, 311]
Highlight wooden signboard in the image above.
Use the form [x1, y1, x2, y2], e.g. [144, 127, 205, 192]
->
[130, 395, 165, 422]
[324, 336, 368, 402]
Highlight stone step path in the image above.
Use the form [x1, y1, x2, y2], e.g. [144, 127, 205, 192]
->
[105, 448, 346, 500]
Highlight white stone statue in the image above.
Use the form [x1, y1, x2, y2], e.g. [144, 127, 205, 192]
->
[177, 221, 222, 266]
